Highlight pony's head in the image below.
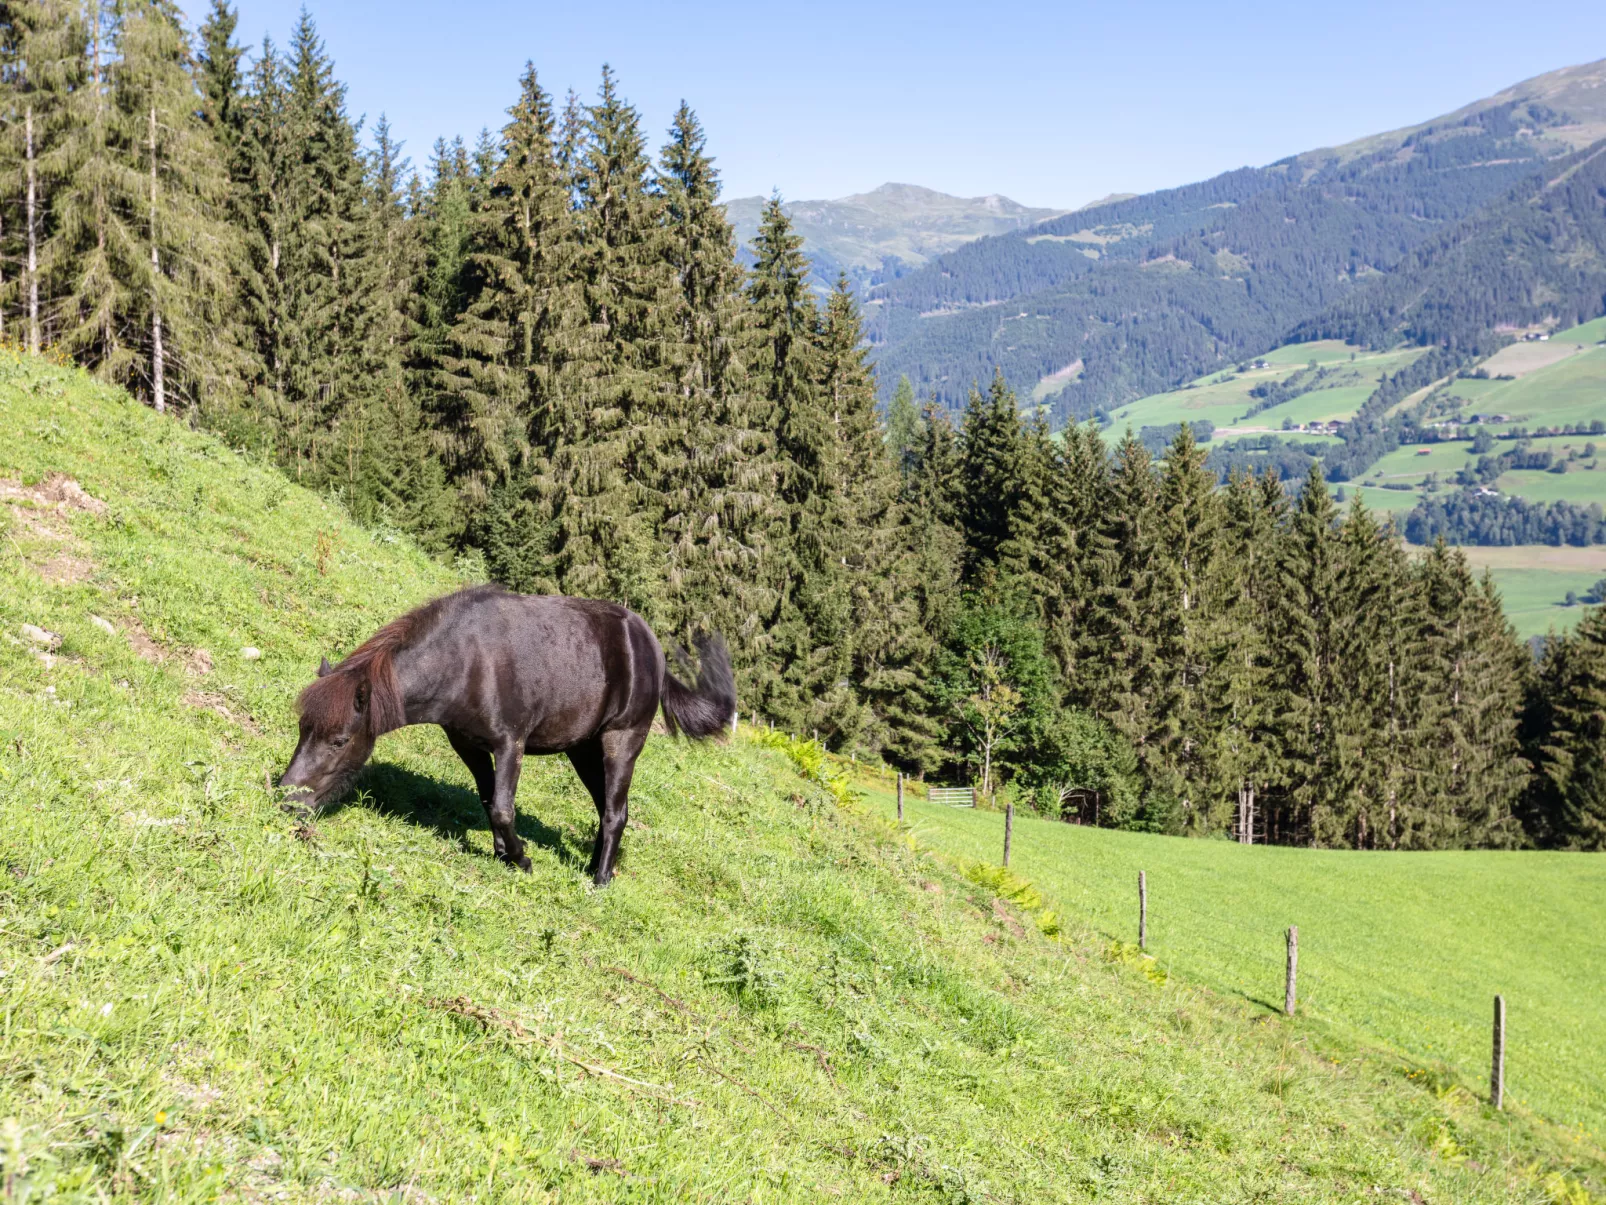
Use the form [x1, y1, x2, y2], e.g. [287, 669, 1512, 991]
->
[278, 627, 409, 810]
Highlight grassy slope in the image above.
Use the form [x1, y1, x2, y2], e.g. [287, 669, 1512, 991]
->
[2, 353, 1603, 1202]
[862, 792, 1606, 1141]
[1108, 344, 1420, 433]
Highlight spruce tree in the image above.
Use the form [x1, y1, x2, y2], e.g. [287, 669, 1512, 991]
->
[819, 272, 925, 754]
[102, 0, 240, 411]
[1524, 607, 1606, 849]
[0, 0, 82, 353]
[897, 398, 967, 772]
[885, 373, 921, 474]
[1202, 469, 1282, 842]
[279, 11, 388, 477]
[654, 101, 779, 695]
[196, 0, 245, 152]
[546, 66, 674, 617]
[350, 115, 455, 551]
[1265, 463, 1344, 845]
[1076, 434, 1171, 825]
[438, 64, 578, 519]
[745, 195, 835, 729]
[957, 369, 1026, 578]
[1153, 424, 1220, 827]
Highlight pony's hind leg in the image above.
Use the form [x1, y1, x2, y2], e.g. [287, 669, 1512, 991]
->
[592, 726, 649, 887]
[565, 740, 608, 878]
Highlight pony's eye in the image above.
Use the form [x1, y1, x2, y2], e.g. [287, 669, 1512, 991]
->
[330, 736, 349, 749]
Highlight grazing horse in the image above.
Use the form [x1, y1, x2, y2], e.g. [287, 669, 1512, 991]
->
[278, 585, 735, 885]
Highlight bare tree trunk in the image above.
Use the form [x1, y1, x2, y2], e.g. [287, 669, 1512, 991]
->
[148, 104, 164, 413]
[26, 105, 39, 356]
[981, 732, 993, 799]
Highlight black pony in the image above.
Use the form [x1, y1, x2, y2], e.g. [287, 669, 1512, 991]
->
[279, 586, 735, 885]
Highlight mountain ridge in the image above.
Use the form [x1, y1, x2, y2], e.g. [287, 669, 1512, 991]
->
[862, 56, 1606, 421]
[725, 182, 1069, 291]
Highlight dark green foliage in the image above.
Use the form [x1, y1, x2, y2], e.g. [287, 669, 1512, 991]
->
[1, 28, 1567, 852]
[1523, 606, 1606, 849]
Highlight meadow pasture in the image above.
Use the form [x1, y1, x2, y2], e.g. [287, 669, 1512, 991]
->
[864, 790, 1606, 1140]
[3, 354, 1603, 1199]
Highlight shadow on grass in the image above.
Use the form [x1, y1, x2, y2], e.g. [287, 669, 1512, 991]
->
[321, 762, 584, 870]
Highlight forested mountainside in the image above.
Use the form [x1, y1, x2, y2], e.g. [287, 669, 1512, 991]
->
[1299, 140, 1606, 350]
[725, 183, 1066, 292]
[866, 59, 1606, 420]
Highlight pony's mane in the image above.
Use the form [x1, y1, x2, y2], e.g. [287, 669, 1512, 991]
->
[296, 589, 491, 736]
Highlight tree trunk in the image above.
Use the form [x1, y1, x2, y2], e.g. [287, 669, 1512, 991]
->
[26, 105, 39, 356]
[148, 105, 164, 413]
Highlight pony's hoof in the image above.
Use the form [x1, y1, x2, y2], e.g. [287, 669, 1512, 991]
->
[516, 855, 532, 873]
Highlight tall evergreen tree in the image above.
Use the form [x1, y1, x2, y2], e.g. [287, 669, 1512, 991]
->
[957, 369, 1026, 579]
[654, 101, 779, 693]
[742, 196, 821, 726]
[0, 0, 82, 353]
[1266, 463, 1345, 845]
[98, 0, 239, 411]
[885, 373, 921, 474]
[438, 64, 578, 521]
[1153, 424, 1220, 826]
[546, 66, 674, 616]
[1523, 607, 1606, 850]
[1076, 433, 1169, 822]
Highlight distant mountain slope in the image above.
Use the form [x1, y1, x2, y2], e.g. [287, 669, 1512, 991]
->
[867, 57, 1606, 421]
[1300, 140, 1606, 350]
[1309, 57, 1606, 167]
[725, 183, 1068, 291]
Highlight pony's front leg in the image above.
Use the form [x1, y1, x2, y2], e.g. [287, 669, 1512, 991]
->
[490, 741, 531, 872]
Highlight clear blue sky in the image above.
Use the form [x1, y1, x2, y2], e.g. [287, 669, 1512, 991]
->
[196, 0, 1606, 208]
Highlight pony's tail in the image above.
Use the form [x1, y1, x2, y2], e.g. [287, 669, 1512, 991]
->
[662, 633, 736, 740]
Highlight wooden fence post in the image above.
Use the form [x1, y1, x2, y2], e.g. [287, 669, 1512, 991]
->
[1491, 994, 1506, 1109]
[896, 773, 904, 822]
[1003, 801, 1013, 867]
[1138, 871, 1147, 950]
[1285, 926, 1299, 1016]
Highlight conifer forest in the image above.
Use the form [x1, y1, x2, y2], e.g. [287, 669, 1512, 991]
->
[3, 0, 1604, 853]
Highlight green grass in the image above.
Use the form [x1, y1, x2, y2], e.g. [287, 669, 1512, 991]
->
[1496, 465, 1606, 504]
[1455, 347, 1606, 433]
[1111, 344, 1423, 433]
[2, 351, 1604, 1201]
[1554, 316, 1606, 345]
[865, 796, 1606, 1142]
[1252, 383, 1375, 428]
[1484, 568, 1602, 639]
[1344, 484, 1423, 514]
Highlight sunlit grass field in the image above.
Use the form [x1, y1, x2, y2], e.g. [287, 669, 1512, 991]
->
[861, 791, 1606, 1142]
[1111, 344, 1422, 433]
[8, 352, 1602, 1198]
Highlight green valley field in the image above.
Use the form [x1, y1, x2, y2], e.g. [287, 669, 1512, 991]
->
[4, 361, 1606, 1199]
[862, 788, 1606, 1141]
[1111, 316, 1606, 638]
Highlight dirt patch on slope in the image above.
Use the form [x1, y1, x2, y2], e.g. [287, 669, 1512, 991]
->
[2, 474, 105, 584]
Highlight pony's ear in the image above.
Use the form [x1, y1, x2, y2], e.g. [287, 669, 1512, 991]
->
[353, 679, 370, 714]
[317, 656, 333, 678]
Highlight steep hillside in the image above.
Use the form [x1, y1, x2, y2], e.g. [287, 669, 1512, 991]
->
[1301, 140, 1606, 350]
[866, 789, 1606, 1139]
[4, 355, 1604, 1199]
[866, 58, 1606, 420]
[726, 183, 1066, 291]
